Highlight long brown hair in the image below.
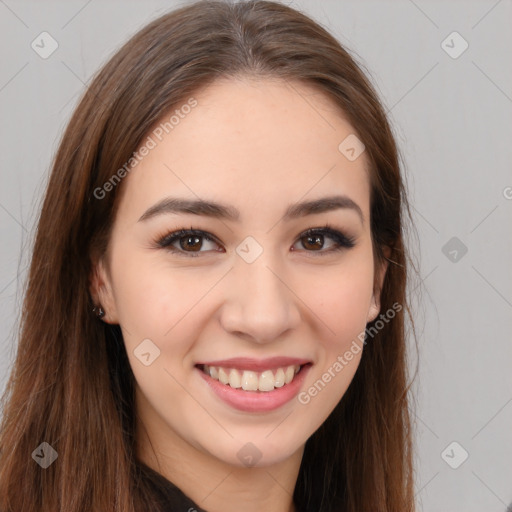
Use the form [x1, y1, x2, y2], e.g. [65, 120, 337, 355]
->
[0, 1, 418, 510]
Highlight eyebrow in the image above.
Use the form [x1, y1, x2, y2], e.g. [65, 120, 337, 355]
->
[137, 194, 364, 224]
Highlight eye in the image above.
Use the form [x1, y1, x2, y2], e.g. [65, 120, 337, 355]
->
[292, 225, 356, 255]
[155, 224, 356, 258]
[155, 228, 222, 257]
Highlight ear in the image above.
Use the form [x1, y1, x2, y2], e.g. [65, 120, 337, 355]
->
[89, 255, 119, 324]
[367, 246, 391, 323]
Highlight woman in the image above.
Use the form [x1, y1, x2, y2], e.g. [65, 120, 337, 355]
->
[0, 1, 417, 511]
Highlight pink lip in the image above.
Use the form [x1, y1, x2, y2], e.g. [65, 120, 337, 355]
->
[196, 363, 312, 413]
[195, 356, 311, 372]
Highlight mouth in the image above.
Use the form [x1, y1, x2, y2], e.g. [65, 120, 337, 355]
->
[195, 359, 313, 413]
[195, 362, 311, 393]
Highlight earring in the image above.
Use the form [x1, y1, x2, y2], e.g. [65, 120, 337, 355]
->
[92, 305, 105, 319]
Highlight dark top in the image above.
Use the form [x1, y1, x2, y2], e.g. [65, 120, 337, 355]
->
[136, 459, 303, 511]
[136, 460, 209, 511]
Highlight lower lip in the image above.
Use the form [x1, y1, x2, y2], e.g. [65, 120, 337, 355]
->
[197, 364, 312, 413]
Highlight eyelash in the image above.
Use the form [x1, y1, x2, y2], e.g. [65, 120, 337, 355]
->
[154, 223, 356, 258]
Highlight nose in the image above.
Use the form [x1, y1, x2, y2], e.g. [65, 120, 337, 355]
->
[219, 253, 301, 344]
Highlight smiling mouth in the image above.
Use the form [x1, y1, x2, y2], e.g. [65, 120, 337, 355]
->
[196, 363, 311, 392]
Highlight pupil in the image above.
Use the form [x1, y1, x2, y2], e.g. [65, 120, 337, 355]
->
[305, 235, 322, 250]
[183, 235, 201, 251]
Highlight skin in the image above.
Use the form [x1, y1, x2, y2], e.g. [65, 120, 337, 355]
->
[90, 77, 388, 512]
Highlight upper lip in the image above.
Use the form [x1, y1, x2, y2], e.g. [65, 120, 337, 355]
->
[195, 357, 312, 372]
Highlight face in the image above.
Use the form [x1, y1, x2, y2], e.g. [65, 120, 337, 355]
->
[91, 77, 387, 469]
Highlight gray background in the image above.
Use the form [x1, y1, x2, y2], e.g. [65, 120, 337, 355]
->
[1, 1, 511, 510]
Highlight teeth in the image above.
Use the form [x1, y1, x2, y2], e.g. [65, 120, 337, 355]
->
[218, 367, 229, 385]
[241, 371, 259, 391]
[202, 364, 302, 392]
[228, 369, 242, 389]
[285, 366, 295, 384]
[274, 368, 285, 388]
[258, 370, 275, 391]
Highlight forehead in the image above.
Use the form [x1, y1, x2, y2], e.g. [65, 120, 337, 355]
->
[115, 77, 371, 226]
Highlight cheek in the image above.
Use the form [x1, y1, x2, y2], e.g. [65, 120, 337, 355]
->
[319, 282, 371, 330]
[108, 245, 180, 342]
[109, 246, 220, 362]
[294, 264, 372, 429]
[302, 257, 375, 345]
[112, 243, 375, 348]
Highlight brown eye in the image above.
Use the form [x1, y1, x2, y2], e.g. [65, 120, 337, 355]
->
[157, 229, 221, 257]
[292, 227, 356, 255]
[179, 234, 203, 252]
[301, 233, 325, 251]
[156, 225, 355, 258]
